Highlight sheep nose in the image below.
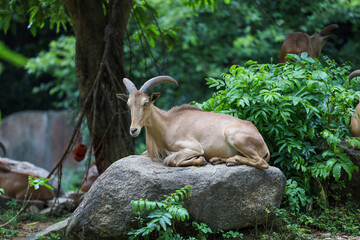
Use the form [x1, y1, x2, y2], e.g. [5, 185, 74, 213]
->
[130, 127, 142, 137]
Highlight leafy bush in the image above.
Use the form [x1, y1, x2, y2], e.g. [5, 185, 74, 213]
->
[128, 186, 192, 239]
[267, 206, 314, 240]
[129, 186, 243, 239]
[284, 179, 310, 212]
[309, 202, 360, 235]
[195, 53, 360, 203]
[26, 35, 77, 110]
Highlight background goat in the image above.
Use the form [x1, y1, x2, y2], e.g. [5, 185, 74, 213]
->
[349, 70, 360, 138]
[0, 159, 54, 200]
[80, 164, 99, 192]
[117, 76, 270, 169]
[279, 24, 339, 63]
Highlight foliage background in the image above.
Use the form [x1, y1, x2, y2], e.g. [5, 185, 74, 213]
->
[0, 0, 360, 208]
[1, 0, 360, 116]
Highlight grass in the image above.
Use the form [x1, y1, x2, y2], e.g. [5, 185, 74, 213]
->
[250, 203, 360, 240]
[1, 185, 359, 240]
[0, 200, 68, 240]
[309, 203, 360, 235]
[1, 200, 359, 240]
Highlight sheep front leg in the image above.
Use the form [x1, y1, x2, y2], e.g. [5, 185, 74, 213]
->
[163, 142, 206, 167]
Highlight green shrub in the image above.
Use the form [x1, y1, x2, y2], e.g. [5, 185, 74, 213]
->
[128, 186, 244, 239]
[284, 179, 310, 212]
[309, 202, 360, 235]
[128, 186, 192, 239]
[26, 35, 77, 110]
[195, 53, 360, 205]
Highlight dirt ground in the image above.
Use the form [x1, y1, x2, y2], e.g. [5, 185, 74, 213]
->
[9, 220, 360, 240]
[304, 232, 360, 240]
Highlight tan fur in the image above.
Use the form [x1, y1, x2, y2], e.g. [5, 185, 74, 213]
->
[349, 70, 360, 138]
[80, 164, 99, 192]
[122, 90, 270, 169]
[0, 159, 54, 200]
[168, 104, 204, 114]
[279, 24, 338, 63]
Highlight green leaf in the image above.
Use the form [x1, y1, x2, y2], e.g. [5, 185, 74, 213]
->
[332, 163, 342, 181]
[312, 70, 328, 80]
[159, 218, 167, 231]
[139, 199, 145, 211]
[0, 41, 28, 67]
[132, 201, 138, 212]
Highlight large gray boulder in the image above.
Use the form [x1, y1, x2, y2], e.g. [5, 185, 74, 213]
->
[0, 110, 74, 170]
[66, 155, 286, 240]
[1, 157, 50, 177]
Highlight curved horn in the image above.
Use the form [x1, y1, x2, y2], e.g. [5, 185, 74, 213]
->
[349, 70, 360, 83]
[319, 24, 339, 36]
[139, 76, 178, 94]
[123, 78, 138, 94]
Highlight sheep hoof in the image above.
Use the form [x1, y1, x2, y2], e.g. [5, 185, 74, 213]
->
[198, 156, 207, 165]
[226, 162, 237, 167]
[209, 157, 221, 165]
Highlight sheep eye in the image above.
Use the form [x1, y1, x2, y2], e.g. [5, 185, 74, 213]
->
[143, 101, 149, 107]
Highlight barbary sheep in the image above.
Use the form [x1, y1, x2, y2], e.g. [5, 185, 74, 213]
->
[349, 70, 360, 138]
[80, 164, 99, 192]
[117, 76, 270, 169]
[279, 24, 339, 63]
[0, 159, 54, 200]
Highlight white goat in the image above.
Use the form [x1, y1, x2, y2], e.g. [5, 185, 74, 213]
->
[117, 76, 270, 169]
[279, 24, 338, 63]
[349, 70, 360, 138]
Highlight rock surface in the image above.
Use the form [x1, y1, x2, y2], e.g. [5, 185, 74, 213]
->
[339, 144, 360, 201]
[0, 110, 74, 170]
[0, 195, 45, 211]
[23, 218, 69, 240]
[1, 157, 50, 178]
[66, 155, 286, 240]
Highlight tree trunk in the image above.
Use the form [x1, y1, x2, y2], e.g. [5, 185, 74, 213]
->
[64, 0, 134, 173]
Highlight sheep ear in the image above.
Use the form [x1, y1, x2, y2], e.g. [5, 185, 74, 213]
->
[150, 92, 161, 102]
[116, 93, 128, 102]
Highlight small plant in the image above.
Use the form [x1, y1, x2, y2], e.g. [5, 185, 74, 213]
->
[0, 176, 55, 230]
[28, 176, 54, 191]
[309, 202, 360, 235]
[284, 179, 310, 212]
[217, 229, 244, 239]
[0, 227, 19, 240]
[37, 233, 62, 240]
[192, 221, 213, 240]
[5, 199, 20, 210]
[128, 186, 192, 239]
[269, 206, 313, 240]
[129, 186, 246, 239]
